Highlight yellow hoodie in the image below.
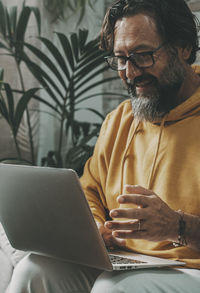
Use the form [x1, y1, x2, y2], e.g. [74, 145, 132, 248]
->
[81, 65, 200, 269]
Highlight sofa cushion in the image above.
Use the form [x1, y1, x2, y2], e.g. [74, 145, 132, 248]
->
[0, 223, 28, 267]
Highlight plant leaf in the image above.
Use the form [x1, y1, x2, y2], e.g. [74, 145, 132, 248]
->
[70, 32, 79, 62]
[4, 83, 14, 124]
[75, 92, 128, 105]
[78, 29, 88, 52]
[25, 40, 68, 90]
[74, 65, 109, 90]
[0, 68, 4, 90]
[75, 76, 119, 100]
[22, 51, 65, 104]
[14, 88, 39, 134]
[0, 92, 9, 123]
[15, 6, 31, 58]
[0, 1, 6, 37]
[77, 107, 105, 120]
[56, 32, 74, 71]
[74, 55, 105, 80]
[39, 36, 70, 85]
[5, 7, 12, 43]
[8, 6, 17, 38]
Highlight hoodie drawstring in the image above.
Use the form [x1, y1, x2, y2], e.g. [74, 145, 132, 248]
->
[120, 120, 140, 194]
[147, 115, 168, 189]
[120, 114, 168, 194]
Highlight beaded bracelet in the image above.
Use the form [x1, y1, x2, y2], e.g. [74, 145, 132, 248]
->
[173, 210, 187, 247]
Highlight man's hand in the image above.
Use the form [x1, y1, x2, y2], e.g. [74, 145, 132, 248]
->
[105, 185, 180, 242]
[96, 221, 126, 249]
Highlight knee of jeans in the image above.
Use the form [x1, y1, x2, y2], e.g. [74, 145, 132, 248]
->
[91, 272, 125, 293]
[9, 254, 48, 292]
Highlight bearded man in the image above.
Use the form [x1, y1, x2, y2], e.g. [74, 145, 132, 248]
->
[7, 0, 200, 293]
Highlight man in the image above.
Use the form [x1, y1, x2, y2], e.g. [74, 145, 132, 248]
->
[7, 0, 200, 292]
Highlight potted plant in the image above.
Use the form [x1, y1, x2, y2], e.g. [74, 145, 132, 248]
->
[0, 0, 126, 174]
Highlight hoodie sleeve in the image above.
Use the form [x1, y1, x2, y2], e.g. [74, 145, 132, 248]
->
[80, 114, 111, 225]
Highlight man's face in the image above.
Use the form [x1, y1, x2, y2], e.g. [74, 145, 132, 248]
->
[113, 14, 186, 121]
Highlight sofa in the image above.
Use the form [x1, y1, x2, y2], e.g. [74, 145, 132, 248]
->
[0, 223, 28, 293]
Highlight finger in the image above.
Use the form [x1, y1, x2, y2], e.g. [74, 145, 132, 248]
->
[124, 184, 155, 196]
[112, 236, 126, 247]
[112, 230, 147, 239]
[105, 220, 139, 231]
[110, 208, 143, 219]
[117, 194, 150, 207]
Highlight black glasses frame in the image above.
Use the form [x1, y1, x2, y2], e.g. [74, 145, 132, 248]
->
[105, 43, 165, 71]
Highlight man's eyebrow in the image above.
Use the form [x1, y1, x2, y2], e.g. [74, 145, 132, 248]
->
[114, 44, 156, 55]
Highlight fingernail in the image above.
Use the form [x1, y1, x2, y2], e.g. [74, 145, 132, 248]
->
[111, 210, 118, 217]
[118, 196, 125, 203]
[106, 222, 112, 228]
[113, 231, 119, 237]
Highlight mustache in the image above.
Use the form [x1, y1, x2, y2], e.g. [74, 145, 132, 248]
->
[127, 74, 157, 88]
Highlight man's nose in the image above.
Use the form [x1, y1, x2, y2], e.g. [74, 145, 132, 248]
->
[125, 60, 143, 80]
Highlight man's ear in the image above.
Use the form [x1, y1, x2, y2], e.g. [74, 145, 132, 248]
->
[178, 46, 192, 61]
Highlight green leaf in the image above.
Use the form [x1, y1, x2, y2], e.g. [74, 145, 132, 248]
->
[0, 68, 4, 90]
[14, 88, 39, 134]
[39, 36, 70, 85]
[22, 51, 65, 104]
[0, 40, 9, 50]
[8, 6, 17, 38]
[78, 107, 105, 120]
[56, 32, 74, 71]
[74, 92, 127, 105]
[78, 29, 88, 52]
[76, 50, 105, 72]
[15, 6, 31, 56]
[0, 1, 7, 37]
[11, 88, 61, 115]
[70, 32, 79, 62]
[0, 94, 9, 122]
[74, 65, 108, 90]
[4, 83, 14, 124]
[74, 55, 105, 80]
[75, 76, 119, 100]
[25, 40, 68, 90]
[5, 8, 12, 43]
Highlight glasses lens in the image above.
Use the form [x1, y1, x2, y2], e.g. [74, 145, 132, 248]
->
[106, 56, 126, 71]
[132, 53, 153, 68]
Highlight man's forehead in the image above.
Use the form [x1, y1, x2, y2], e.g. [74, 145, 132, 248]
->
[113, 14, 161, 53]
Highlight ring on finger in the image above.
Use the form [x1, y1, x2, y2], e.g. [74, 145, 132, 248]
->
[137, 220, 141, 231]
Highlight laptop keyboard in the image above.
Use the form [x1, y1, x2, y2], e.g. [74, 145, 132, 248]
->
[109, 254, 147, 264]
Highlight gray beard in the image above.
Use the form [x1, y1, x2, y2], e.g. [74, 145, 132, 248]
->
[128, 50, 186, 122]
[131, 94, 164, 122]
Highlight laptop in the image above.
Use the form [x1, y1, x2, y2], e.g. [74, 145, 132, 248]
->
[0, 164, 185, 271]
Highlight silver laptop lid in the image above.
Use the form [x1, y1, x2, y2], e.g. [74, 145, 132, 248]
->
[0, 164, 112, 271]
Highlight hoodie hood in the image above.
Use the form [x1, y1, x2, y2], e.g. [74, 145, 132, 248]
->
[157, 65, 200, 123]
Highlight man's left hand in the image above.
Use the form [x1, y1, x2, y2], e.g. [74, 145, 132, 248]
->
[105, 185, 179, 242]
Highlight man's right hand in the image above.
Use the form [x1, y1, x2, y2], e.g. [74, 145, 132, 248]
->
[96, 221, 126, 249]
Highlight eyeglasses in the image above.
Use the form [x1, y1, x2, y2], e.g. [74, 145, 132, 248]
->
[105, 43, 165, 71]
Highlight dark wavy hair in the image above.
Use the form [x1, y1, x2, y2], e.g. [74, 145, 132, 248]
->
[100, 0, 199, 64]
